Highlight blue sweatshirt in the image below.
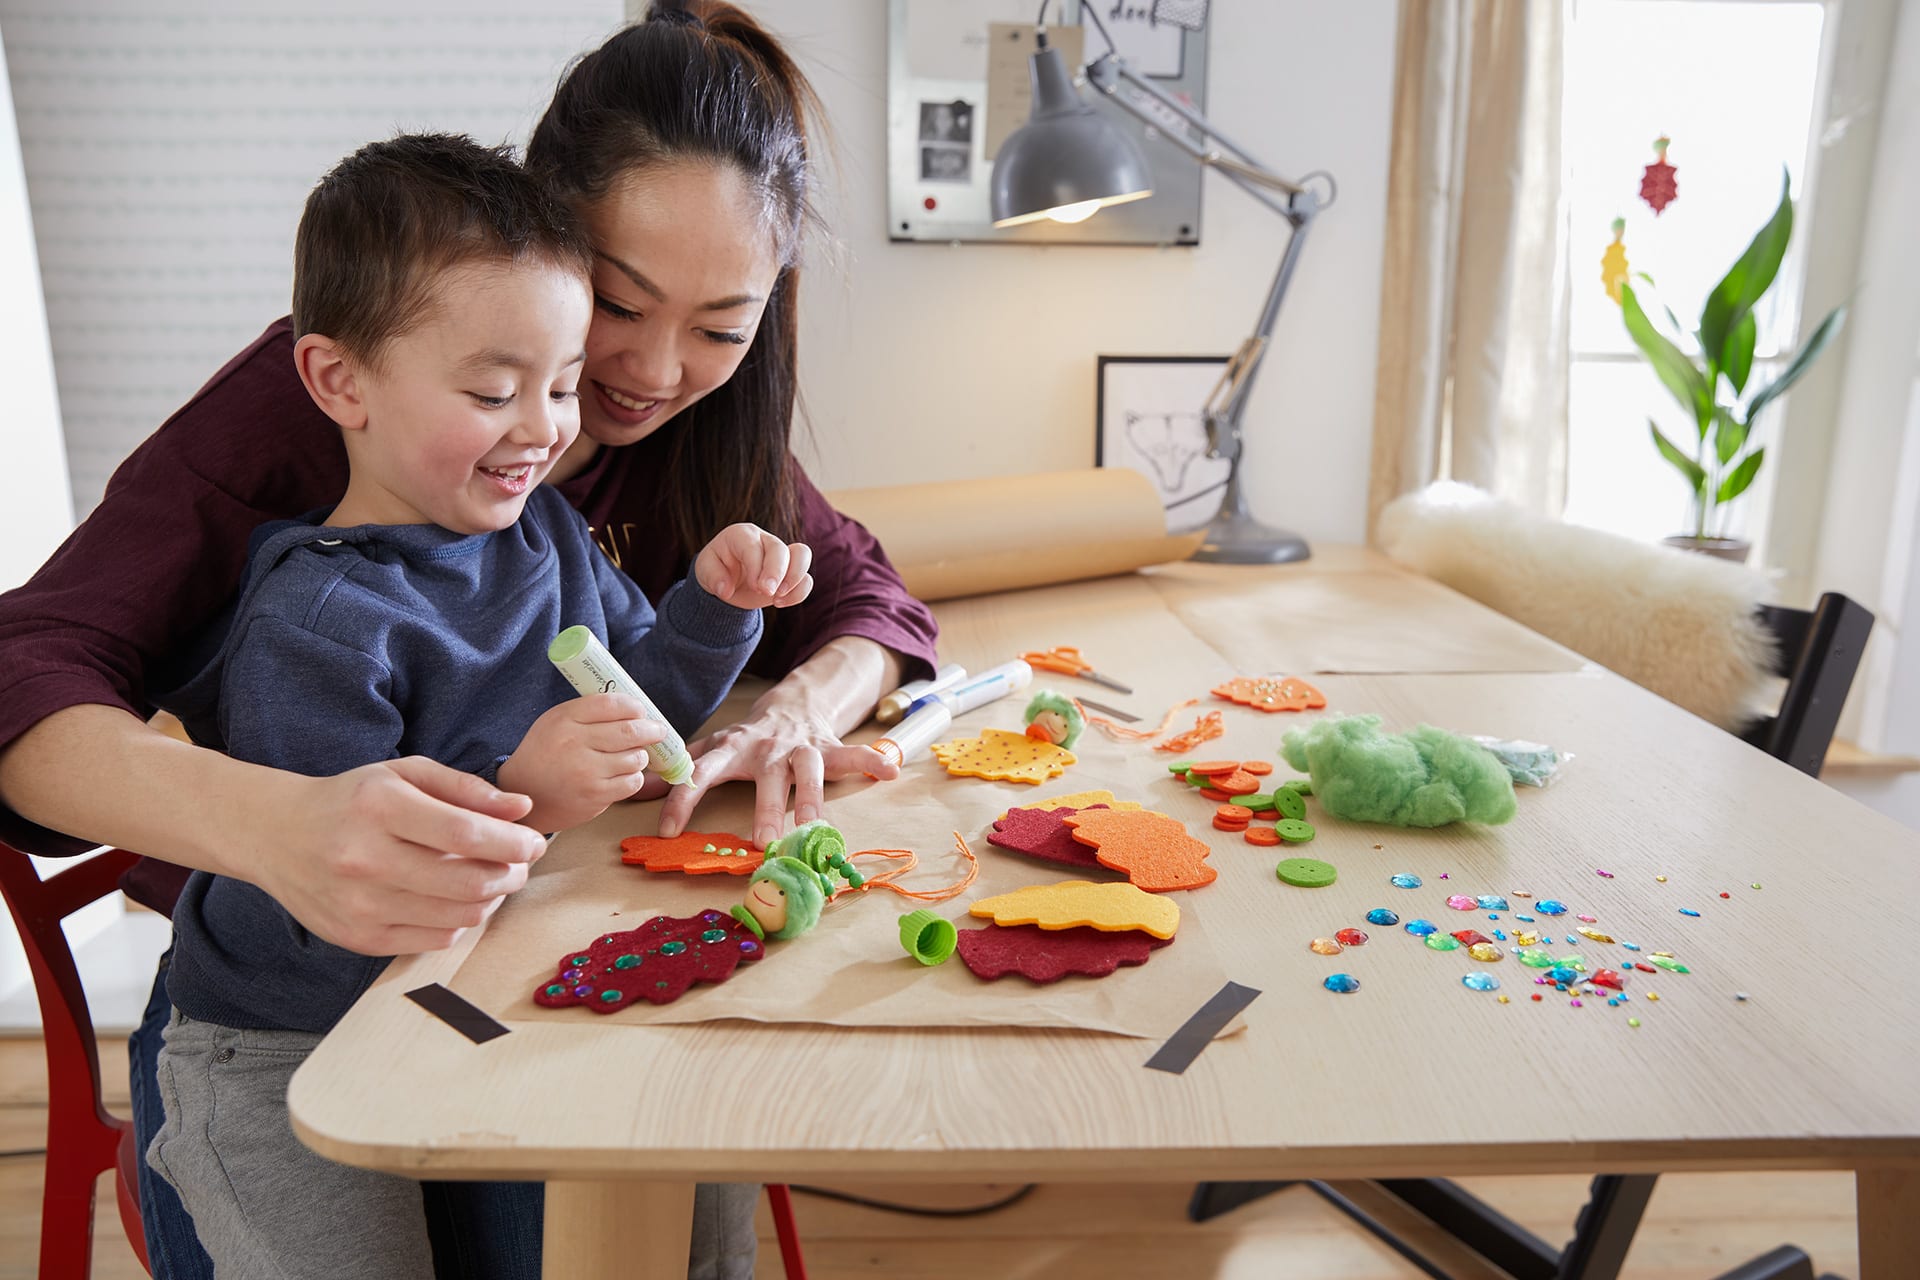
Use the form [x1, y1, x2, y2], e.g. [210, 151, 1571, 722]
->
[166, 483, 762, 1033]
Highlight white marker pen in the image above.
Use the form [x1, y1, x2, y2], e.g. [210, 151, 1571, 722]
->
[546, 625, 694, 786]
[875, 662, 967, 725]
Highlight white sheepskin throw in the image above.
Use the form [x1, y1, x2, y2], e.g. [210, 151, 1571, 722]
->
[1377, 483, 1776, 731]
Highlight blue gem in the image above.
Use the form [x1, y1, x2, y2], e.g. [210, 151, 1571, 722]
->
[1536, 900, 1568, 916]
[1403, 918, 1438, 937]
[1389, 873, 1422, 889]
[1515, 914, 1535, 923]
[1680, 908, 1701, 917]
[1366, 908, 1400, 926]
[1462, 973, 1499, 992]
[1476, 895, 1509, 910]
[1323, 973, 1361, 993]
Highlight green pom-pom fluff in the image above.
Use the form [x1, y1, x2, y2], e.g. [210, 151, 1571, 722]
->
[1279, 715, 1516, 828]
[749, 856, 829, 939]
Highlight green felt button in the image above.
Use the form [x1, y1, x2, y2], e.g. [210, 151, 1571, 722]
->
[1183, 770, 1208, 787]
[1276, 818, 1316, 843]
[1167, 760, 1194, 773]
[1276, 856, 1337, 887]
[1273, 789, 1307, 820]
[1240, 792, 1275, 811]
[1281, 778, 1313, 795]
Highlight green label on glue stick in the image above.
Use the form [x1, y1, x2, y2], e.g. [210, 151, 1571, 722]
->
[546, 625, 694, 786]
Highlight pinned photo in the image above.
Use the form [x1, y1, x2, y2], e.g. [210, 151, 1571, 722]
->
[920, 144, 971, 183]
[918, 99, 973, 144]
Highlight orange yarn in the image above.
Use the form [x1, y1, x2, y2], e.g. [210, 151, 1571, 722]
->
[1080, 699, 1227, 753]
[827, 831, 980, 906]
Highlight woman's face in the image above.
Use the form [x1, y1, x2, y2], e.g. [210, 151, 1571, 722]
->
[577, 161, 784, 449]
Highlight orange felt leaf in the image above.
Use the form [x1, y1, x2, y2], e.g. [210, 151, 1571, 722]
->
[1212, 676, 1327, 713]
[619, 832, 764, 876]
[1063, 808, 1216, 893]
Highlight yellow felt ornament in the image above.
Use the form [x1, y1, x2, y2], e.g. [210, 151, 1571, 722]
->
[931, 728, 1075, 785]
[1601, 216, 1629, 303]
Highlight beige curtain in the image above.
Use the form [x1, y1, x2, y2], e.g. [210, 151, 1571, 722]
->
[1367, 0, 1571, 539]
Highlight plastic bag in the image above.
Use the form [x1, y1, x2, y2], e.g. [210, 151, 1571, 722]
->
[1468, 735, 1570, 788]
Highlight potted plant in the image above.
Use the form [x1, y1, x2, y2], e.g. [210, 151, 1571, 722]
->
[1619, 173, 1846, 562]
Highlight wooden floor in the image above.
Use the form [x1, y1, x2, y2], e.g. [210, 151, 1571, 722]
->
[1, 1040, 1861, 1279]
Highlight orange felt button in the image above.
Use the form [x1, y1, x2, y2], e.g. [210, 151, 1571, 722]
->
[1211, 815, 1250, 832]
[1186, 760, 1241, 776]
[1213, 770, 1261, 795]
[1241, 760, 1274, 776]
[1064, 809, 1217, 893]
[1243, 826, 1282, 846]
[620, 832, 764, 876]
[1215, 804, 1253, 821]
[1198, 787, 1233, 802]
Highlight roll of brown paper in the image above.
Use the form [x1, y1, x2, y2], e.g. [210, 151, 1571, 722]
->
[827, 469, 1204, 602]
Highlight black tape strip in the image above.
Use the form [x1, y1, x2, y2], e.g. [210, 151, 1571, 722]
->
[404, 983, 510, 1044]
[1144, 980, 1260, 1074]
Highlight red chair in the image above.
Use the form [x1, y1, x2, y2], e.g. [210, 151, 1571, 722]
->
[0, 841, 150, 1278]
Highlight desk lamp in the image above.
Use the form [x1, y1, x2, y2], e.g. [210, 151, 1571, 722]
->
[991, 0, 1334, 564]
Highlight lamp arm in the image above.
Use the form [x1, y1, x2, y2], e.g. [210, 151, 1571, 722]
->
[1088, 56, 1314, 208]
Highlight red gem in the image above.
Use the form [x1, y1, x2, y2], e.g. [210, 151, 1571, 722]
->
[1450, 929, 1491, 946]
[1590, 969, 1626, 990]
[1334, 928, 1369, 947]
[1634, 962, 1658, 973]
[1720, 892, 1730, 898]
[1530, 993, 1542, 1001]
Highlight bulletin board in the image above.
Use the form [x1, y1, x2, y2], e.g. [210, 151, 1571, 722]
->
[887, 0, 1208, 246]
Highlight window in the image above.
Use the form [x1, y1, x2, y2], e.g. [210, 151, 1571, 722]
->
[1561, 0, 1828, 550]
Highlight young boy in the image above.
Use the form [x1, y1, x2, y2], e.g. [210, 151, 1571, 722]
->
[144, 134, 811, 1277]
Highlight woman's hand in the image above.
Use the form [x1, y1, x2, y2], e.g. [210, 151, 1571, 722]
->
[655, 636, 905, 849]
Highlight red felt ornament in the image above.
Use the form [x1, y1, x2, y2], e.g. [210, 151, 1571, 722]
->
[1640, 136, 1678, 215]
[533, 910, 766, 1011]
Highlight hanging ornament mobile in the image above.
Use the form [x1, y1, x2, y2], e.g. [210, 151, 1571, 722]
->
[1639, 136, 1678, 214]
[1601, 216, 1630, 304]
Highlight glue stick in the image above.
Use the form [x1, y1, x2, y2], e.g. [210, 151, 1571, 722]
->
[864, 701, 953, 775]
[546, 625, 694, 786]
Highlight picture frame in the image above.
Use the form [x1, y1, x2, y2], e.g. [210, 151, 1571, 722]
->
[1095, 355, 1233, 535]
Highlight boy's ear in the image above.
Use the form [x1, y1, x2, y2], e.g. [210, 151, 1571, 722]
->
[293, 333, 370, 431]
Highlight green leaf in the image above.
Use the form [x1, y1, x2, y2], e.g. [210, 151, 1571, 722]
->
[1723, 312, 1757, 395]
[1622, 284, 1712, 436]
[1745, 305, 1848, 425]
[1713, 407, 1747, 465]
[1699, 172, 1793, 375]
[1717, 448, 1765, 503]
[1651, 420, 1707, 495]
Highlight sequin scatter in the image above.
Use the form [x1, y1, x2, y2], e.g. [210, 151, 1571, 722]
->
[533, 911, 764, 1011]
[1324, 973, 1361, 993]
[1462, 973, 1500, 992]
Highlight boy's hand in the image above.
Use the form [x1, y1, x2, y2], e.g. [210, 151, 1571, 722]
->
[495, 693, 664, 832]
[695, 523, 813, 610]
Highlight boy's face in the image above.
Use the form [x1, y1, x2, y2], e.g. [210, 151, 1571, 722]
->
[344, 259, 591, 534]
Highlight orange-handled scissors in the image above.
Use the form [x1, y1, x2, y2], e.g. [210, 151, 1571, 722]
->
[1018, 646, 1134, 695]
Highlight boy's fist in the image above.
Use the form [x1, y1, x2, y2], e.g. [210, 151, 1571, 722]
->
[696, 523, 812, 609]
[495, 693, 663, 832]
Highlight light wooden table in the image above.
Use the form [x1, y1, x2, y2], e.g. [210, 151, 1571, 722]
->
[289, 553, 1920, 1278]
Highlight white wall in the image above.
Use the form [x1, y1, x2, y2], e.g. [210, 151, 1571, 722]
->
[1813, 0, 1920, 830]
[761, 1, 1399, 546]
[0, 23, 73, 592]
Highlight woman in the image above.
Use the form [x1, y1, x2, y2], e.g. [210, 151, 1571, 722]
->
[0, 5, 934, 1277]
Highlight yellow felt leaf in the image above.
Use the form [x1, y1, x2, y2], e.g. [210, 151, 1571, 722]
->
[996, 789, 1145, 820]
[931, 729, 1075, 785]
[969, 880, 1180, 940]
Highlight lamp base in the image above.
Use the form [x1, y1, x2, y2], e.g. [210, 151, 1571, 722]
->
[1192, 507, 1311, 564]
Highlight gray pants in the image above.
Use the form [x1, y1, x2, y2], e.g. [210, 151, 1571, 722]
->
[148, 1010, 758, 1279]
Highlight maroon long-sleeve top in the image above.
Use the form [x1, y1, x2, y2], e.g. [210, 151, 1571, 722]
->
[0, 318, 939, 910]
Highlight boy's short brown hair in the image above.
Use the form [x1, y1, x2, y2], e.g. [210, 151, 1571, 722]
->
[292, 133, 594, 368]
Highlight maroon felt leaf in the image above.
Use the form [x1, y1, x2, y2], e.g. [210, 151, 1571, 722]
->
[955, 922, 1171, 984]
[532, 910, 766, 1011]
[986, 804, 1109, 870]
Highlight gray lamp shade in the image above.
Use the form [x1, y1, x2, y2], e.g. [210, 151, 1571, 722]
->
[991, 45, 1153, 227]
